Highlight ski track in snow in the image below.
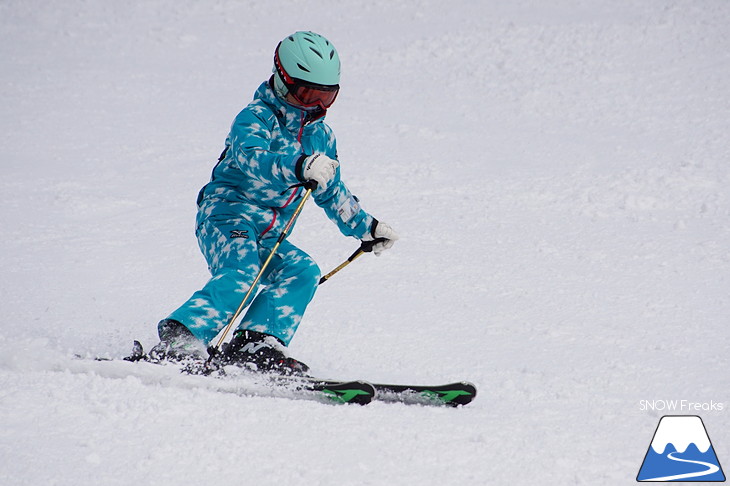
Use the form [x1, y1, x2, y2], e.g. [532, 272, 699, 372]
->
[1, 1, 729, 484]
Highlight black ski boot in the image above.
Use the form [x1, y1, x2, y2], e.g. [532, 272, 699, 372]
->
[220, 329, 309, 376]
[148, 319, 206, 362]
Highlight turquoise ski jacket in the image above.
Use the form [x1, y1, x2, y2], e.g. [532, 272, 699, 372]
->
[196, 78, 374, 245]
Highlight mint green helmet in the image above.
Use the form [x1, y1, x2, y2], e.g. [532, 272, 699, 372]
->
[273, 31, 341, 109]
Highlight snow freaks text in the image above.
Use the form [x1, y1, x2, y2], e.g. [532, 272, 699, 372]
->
[639, 400, 725, 412]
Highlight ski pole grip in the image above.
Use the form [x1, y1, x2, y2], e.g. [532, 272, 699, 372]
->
[359, 237, 387, 254]
[281, 180, 318, 195]
[304, 179, 318, 191]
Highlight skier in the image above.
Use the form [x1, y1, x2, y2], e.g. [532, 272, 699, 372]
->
[149, 31, 398, 374]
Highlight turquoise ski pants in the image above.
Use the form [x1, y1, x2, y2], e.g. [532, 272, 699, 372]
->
[167, 214, 320, 346]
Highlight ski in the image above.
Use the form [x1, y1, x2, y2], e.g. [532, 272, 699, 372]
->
[370, 381, 477, 407]
[81, 341, 476, 407]
[271, 375, 477, 407]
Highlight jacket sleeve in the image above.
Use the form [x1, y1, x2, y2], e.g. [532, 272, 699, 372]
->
[313, 167, 374, 239]
[227, 106, 302, 189]
[311, 124, 374, 239]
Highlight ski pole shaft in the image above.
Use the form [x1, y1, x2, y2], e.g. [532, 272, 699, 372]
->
[319, 238, 386, 285]
[208, 181, 317, 359]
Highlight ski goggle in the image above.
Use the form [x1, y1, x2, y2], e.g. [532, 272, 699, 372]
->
[288, 81, 339, 110]
[274, 48, 340, 110]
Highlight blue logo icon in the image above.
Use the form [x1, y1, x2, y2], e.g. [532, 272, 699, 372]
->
[637, 415, 725, 482]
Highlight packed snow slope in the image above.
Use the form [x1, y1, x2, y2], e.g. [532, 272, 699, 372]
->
[1, 1, 729, 484]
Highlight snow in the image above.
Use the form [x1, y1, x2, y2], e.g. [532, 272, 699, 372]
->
[1, 0, 729, 484]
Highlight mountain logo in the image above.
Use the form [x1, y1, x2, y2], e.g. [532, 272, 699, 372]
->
[637, 415, 725, 482]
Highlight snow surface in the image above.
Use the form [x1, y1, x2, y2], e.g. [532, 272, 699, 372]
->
[1, 0, 729, 484]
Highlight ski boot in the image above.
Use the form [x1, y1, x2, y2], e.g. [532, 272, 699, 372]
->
[148, 319, 207, 363]
[220, 329, 309, 376]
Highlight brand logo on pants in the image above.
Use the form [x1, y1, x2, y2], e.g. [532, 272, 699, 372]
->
[230, 230, 249, 239]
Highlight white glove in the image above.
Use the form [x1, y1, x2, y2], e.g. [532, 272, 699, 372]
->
[363, 220, 399, 256]
[302, 153, 339, 191]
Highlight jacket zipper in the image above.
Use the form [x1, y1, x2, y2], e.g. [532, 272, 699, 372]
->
[265, 109, 306, 237]
[297, 111, 305, 143]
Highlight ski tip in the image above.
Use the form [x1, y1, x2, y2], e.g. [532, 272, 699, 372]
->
[442, 382, 477, 407]
[458, 381, 477, 396]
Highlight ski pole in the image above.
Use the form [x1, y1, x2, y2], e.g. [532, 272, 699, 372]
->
[318, 237, 386, 285]
[207, 181, 317, 361]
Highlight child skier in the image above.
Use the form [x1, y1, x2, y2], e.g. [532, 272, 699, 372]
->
[149, 31, 398, 374]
